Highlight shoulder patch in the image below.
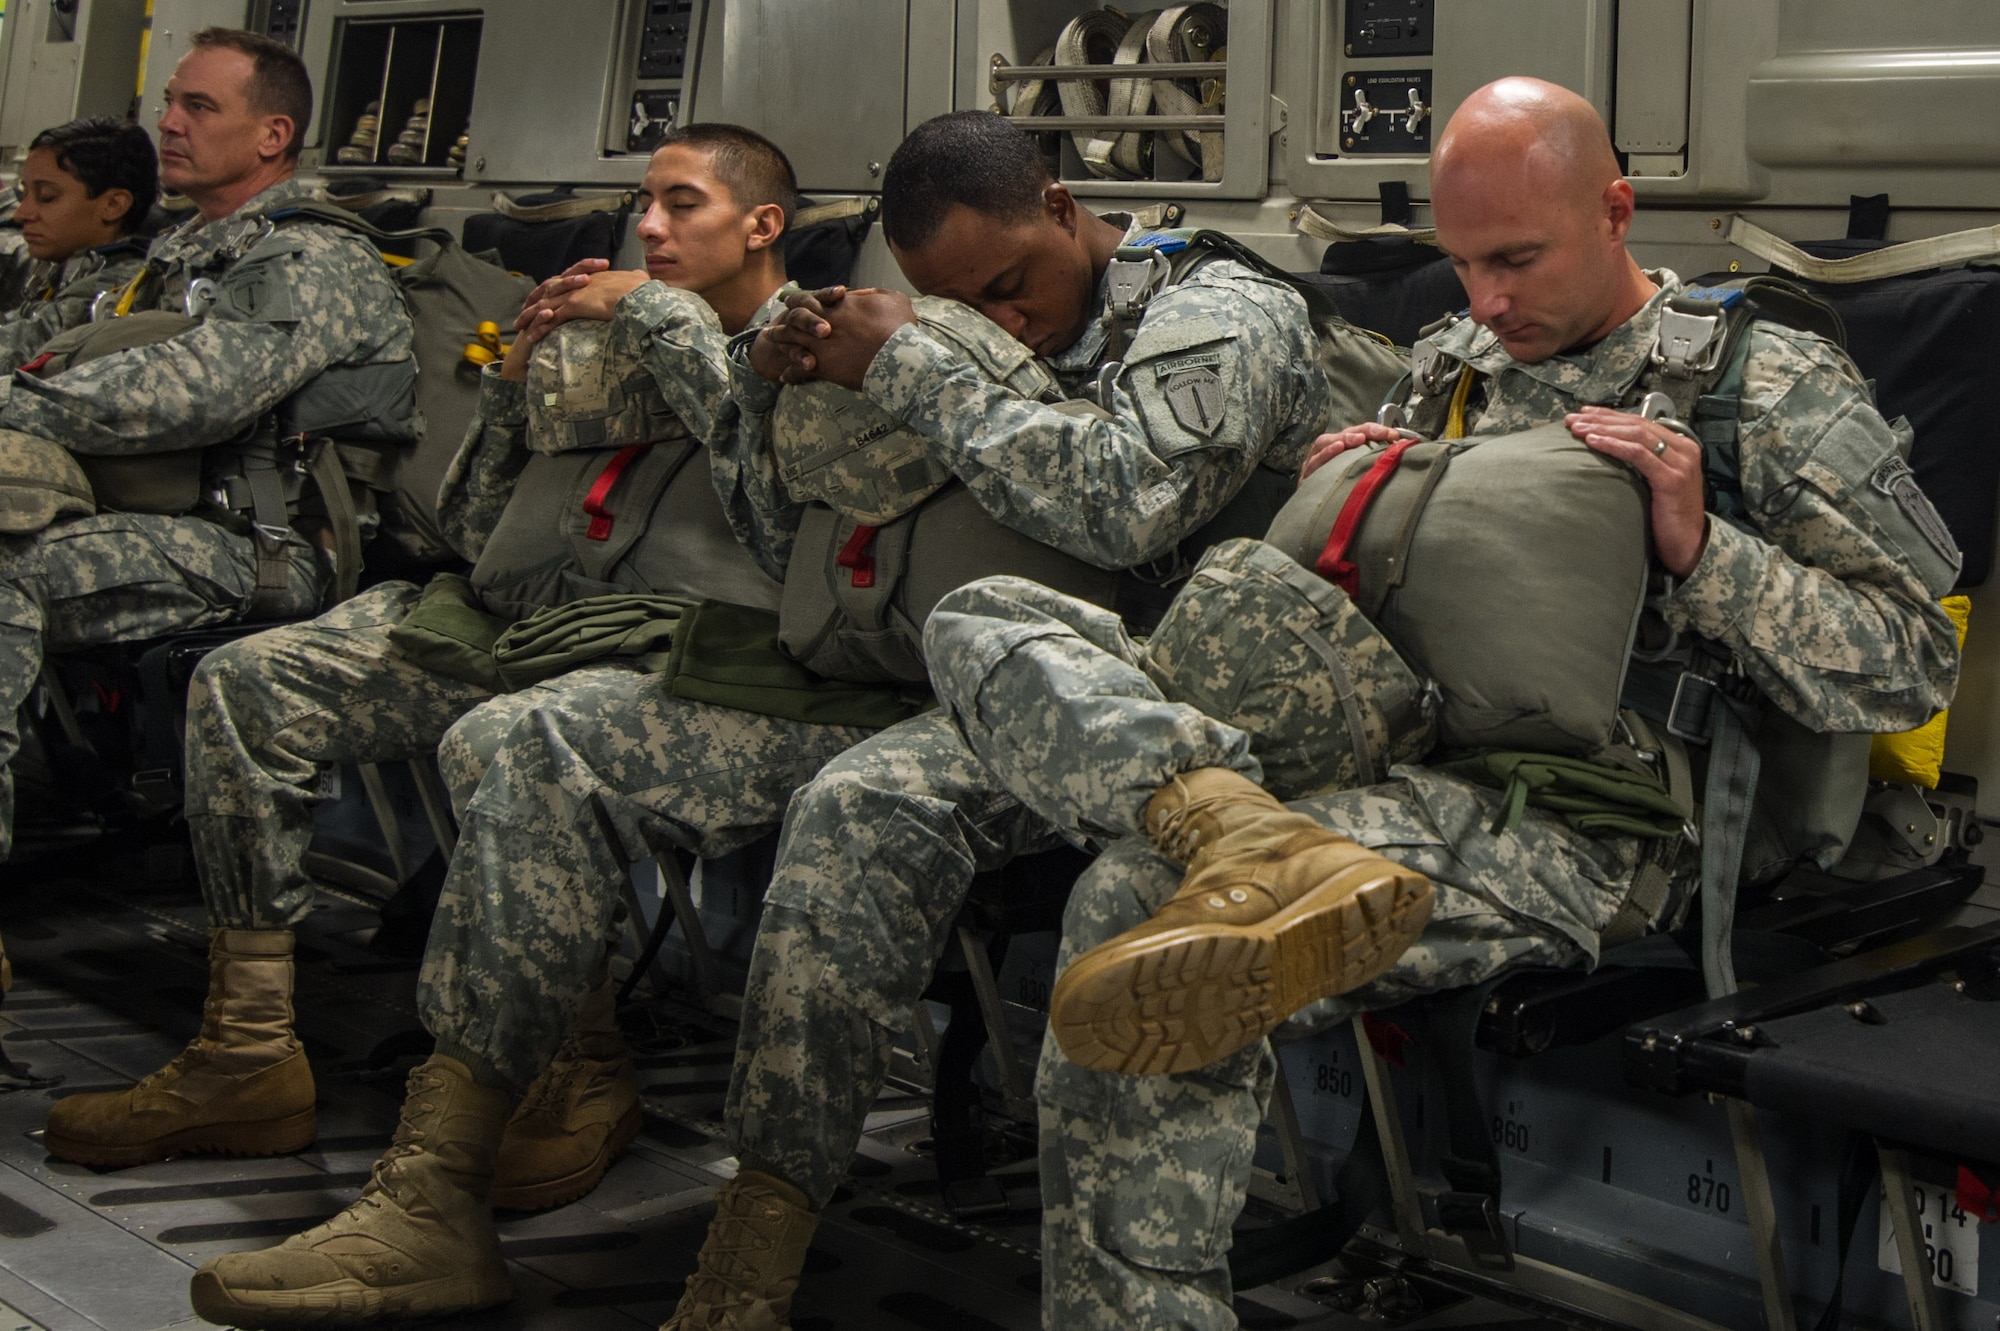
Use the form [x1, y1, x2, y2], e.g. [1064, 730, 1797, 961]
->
[1159, 360, 1226, 437]
[1871, 453, 1960, 567]
[218, 266, 298, 322]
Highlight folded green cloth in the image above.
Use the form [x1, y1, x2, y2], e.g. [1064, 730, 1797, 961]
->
[1439, 750, 1686, 840]
[492, 593, 692, 691]
[385, 572, 507, 691]
[664, 600, 928, 729]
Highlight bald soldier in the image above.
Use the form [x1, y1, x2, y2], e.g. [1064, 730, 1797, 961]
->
[921, 78, 1960, 1326]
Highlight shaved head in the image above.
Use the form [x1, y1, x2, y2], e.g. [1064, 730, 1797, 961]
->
[1430, 77, 1654, 362]
[1435, 77, 1622, 207]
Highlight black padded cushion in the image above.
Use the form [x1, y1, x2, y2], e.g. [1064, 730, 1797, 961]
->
[1739, 981, 2000, 1164]
[461, 193, 629, 283]
[1307, 238, 1467, 351]
[1777, 243, 2000, 590]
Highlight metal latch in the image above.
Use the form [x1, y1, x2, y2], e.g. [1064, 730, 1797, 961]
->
[1104, 248, 1171, 323]
[1651, 305, 1726, 377]
[1436, 1191, 1515, 1271]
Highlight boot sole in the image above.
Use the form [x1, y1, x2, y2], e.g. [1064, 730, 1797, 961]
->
[44, 1108, 317, 1169]
[1050, 870, 1433, 1076]
[189, 1270, 511, 1330]
[489, 1101, 644, 1212]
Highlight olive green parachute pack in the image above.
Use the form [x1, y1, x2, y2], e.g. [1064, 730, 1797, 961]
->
[1265, 418, 1653, 758]
[771, 230, 1408, 687]
[1261, 275, 1918, 988]
[771, 297, 1121, 686]
[468, 315, 782, 623]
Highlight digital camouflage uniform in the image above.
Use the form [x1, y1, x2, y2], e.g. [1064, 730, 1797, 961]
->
[0, 222, 34, 318]
[0, 239, 149, 367]
[709, 250, 1334, 1209]
[922, 273, 1964, 1328]
[0, 179, 414, 858]
[184, 280, 773, 933]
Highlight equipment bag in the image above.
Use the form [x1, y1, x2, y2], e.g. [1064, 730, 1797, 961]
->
[472, 439, 783, 623]
[1264, 420, 1653, 757]
[781, 486, 1122, 686]
[28, 310, 209, 513]
[785, 196, 879, 291]
[263, 202, 537, 572]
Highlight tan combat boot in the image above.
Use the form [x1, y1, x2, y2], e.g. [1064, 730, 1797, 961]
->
[1051, 768, 1434, 1076]
[189, 1054, 513, 1330]
[663, 1170, 819, 1330]
[491, 970, 643, 1210]
[44, 928, 316, 1167]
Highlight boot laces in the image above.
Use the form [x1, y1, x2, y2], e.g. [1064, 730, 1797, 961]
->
[135, 986, 228, 1090]
[357, 1063, 446, 1208]
[517, 1039, 591, 1119]
[679, 1189, 792, 1310]
[1150, 775, 1216, 864]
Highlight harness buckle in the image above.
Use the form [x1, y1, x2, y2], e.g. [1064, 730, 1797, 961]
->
[1089, 360, 1123, 411]
[1651, 306, 1725, 377]
[1410, 336, 1452, 394]
[1636, 390, 1697, 440]
[1104, 248, 1171, 324]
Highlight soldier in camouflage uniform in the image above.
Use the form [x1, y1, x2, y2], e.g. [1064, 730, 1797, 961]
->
[0, 118, 160, 365]
[654, 111, 1385, 1329]
[918, 79, 1964, 1327]
[0, 32, 412, 867]
[170, 126, 826, 1328]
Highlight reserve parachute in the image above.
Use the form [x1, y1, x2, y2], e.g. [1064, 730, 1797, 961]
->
[773, 297, 1120, 684]
[469, 314, 782, 622]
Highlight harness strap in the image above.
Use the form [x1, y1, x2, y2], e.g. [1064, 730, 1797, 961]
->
[305, 439, 361, 606]
[582, 443, 649, 542]
[489, 190, 634, 224]
[1700, 695, 1763, 999]
[1726, 213, 2000, 284]
[1314, 437, 1421, 595]
[836, 523, 880, 589]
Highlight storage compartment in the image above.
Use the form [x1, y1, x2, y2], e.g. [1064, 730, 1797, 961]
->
[324, 15, 482, 175]
[978, 0, 1274, 200]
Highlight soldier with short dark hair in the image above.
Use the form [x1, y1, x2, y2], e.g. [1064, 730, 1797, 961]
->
[0, 116, 158, 363]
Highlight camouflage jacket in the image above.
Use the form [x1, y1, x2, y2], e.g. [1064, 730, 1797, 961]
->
[438, 282, 783, 563]
[0, 179, 413, 457]
[1407, 272, 1959, 734]
[0, 239, 149, 368]
[722, 235, 1331, 578]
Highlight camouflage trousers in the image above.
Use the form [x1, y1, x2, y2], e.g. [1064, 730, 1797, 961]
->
[920, 575, 1654, 1327]
[416, 675, 876, 1090]
[724, 708, 1071, 1207]
[0, 513, 324, 860]
[184, 579, 620, 929]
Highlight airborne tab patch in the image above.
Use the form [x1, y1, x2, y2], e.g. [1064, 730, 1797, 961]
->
[1157, 353, 1225, 437]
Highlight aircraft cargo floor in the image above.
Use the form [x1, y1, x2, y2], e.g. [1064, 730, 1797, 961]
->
[0, 856, 1550, 1331]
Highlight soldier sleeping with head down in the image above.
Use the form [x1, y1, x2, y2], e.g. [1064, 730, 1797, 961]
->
[913, 77, 1963, 1327]
[657, 109, 1408, 1327]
